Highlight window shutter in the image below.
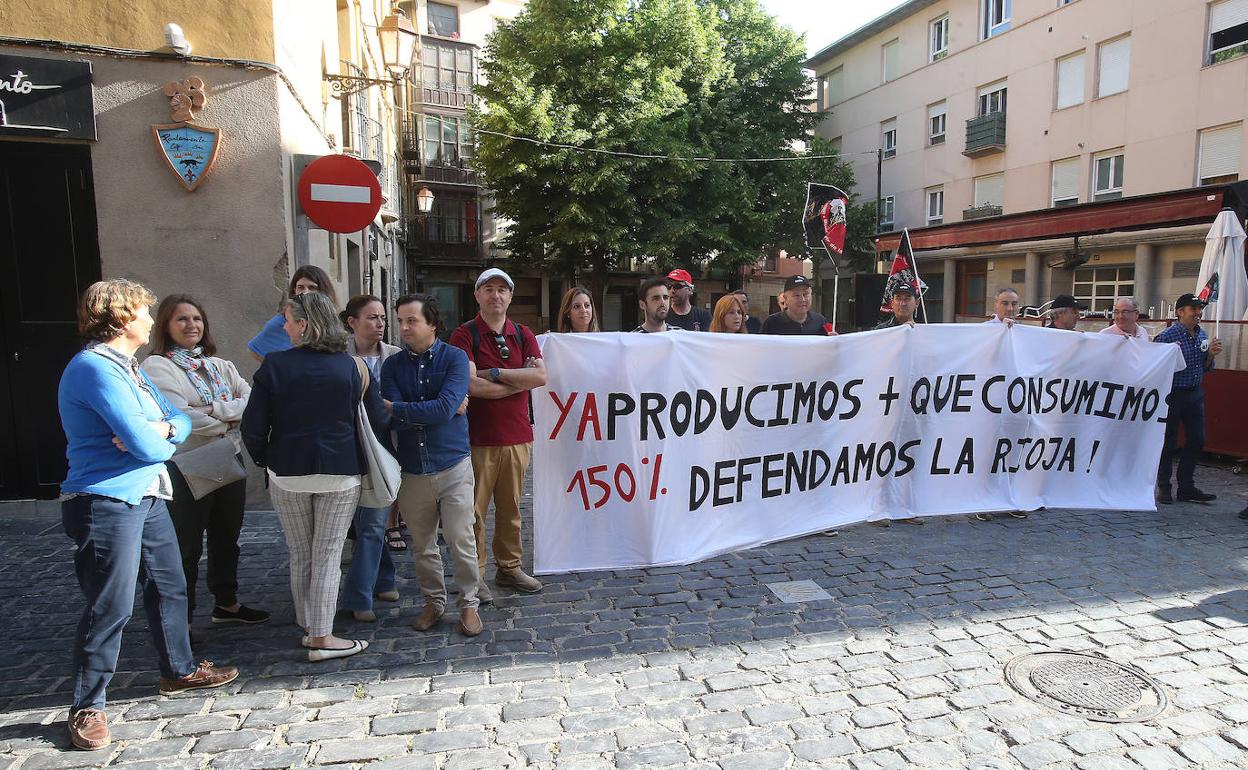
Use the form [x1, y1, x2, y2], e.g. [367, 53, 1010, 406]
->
[829, 67, 844, 104]
[1199, 124, 1242, 180]
[1052, 158, 1080, 202]
[975, 174, 1004, 206]
[883, 40, 900, 81]
[1098, 37, 1130, 97]
[1211, 0, 1248, 33]
[1056, 53, 1084, 109]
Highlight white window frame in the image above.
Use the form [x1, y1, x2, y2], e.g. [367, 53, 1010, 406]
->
[926, 187, 945, 225]
[982, 0, 1012, 39]
[978, 80, 1008, 116]
[1051, 157, 1080, 207]
[928, 101, 947, 145]
[881, 119, 898, 159]
[882, 39, 900, 82]
[1198, 123, 1242, 185]
[1074, 265, 1135, 313]
[930, 15, 950, 61]
[1092, 151, 1125, 200]
[880, 195, 896, 228]
[1096, 35, 1131, 98]
[1054, 51, 1085, 110]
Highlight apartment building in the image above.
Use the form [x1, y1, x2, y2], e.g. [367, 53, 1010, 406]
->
[808, 0, 1248, 321]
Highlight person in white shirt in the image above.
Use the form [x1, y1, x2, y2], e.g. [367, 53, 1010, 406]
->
[1099, 296, 1150, 340]
[985, 287, 1020, 325]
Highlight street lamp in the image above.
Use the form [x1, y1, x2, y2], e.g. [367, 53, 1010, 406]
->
[324, 9, 418, 97]
[416, 185, 435, 214]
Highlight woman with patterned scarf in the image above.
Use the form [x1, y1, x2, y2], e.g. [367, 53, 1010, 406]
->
[142, 295, 269, 630]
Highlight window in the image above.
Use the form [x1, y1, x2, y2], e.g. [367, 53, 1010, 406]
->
[1092, 151, 1125, 200]
[1074, 265, 1134, 313]
[883, 39, 900, 82]
[1209, 0, 1248, 64]
[827, 66, 844, 105]
[1055, 52, 1085, 109]
[828, 136, 843, 154]
[978, 81, 1007, 117]
[422, 114, 474, 167]
[817, 76, 826, 111]
[930, 16, 950, 61]
[420, 41, 475, 98]
[1198, 123, 1242, 184]
[427, 2, 459, 37]
[982, 0, 1012, 39]
[928, 101, 947, 145]
[923, 274, 944, 321]
[1097, 36, 1131, 97]
[881, 119, 897, 159]
[1011, 268, 1027, 284]
[1058, 0, 1078, 5]
[974, 173, 1005, 206]
[926, 186, 944, 225]
[880, 196, 896, 228]
[1051, 157, 1080, 206]
[428, 192, 480, 245]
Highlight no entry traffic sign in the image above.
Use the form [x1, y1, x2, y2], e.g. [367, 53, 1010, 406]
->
[297, 154, 382, 233]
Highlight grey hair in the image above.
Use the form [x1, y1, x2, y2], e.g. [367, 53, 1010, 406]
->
[995, 287, 1020, 299]
[283, 292, 348, 353]
[1113, 296, 1140, 311]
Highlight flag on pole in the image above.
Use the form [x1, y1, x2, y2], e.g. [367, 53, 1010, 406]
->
[1197, 271, 1220, 304]
[880, 229, 922, 312]
[803, 183, 850, 255]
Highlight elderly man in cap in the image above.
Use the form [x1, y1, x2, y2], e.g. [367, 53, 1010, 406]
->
[761, 275, 834, 335]
[448, 268, 547, 596]
[665, 269, 711, 331]
[1153, 293, 1223, 505]
[874, 283, 918, 329]
[1047, 294, 1085, 331]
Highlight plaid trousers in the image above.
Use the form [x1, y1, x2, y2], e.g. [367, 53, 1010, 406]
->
[269, 484, 360, 637]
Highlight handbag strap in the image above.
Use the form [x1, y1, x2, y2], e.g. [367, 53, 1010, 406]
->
[353, 356, 368, 403]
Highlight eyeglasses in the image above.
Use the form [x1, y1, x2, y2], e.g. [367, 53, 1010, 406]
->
[492, 332, 510, 360]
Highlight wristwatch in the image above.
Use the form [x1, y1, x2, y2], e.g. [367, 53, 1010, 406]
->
[488, 367, 502, 383]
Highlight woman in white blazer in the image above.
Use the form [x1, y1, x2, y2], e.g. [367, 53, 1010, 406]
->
[142, 295, 269, 629]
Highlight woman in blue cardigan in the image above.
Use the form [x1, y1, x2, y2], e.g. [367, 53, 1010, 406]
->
[241, 291, 389, 662]
[58, 280, 240, 752]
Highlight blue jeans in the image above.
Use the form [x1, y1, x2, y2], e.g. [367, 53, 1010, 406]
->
[339, 505, 397, 611]
[62, 495, 196, 712]
[1157, 386, 1206, 493]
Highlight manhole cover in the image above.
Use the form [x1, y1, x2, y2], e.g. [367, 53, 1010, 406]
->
[767, 580, 832, 603]
[1004, 651, 1168, 723]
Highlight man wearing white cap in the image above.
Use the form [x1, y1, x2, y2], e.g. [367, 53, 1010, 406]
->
[448, 268, 547, 596]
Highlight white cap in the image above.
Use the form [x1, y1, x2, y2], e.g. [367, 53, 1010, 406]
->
[475, 267, 514, 290]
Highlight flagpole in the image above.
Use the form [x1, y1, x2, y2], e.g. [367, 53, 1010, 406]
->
[825, 247, 839, 330]
[905, 230, 929, 323]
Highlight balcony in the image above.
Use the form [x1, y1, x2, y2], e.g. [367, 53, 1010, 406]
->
[963, 204, 1004, 221]
[400, 111, 481, 187]
[963, 111, 1006, 157]
[405, 216, 485, 266]
[410, 38, 478, 109]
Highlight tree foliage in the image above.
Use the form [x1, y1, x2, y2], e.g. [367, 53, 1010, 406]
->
[474, 0, 870, 284]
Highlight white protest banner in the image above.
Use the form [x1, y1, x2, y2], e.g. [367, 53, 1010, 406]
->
[532, 325, 1183, 574]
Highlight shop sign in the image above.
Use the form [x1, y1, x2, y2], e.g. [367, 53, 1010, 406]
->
[0, 54, 96, 140]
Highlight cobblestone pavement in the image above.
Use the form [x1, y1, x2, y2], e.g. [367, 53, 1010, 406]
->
[1, 465, 1247, 769]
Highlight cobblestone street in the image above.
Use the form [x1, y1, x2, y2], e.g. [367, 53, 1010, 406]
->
[1, 465, 1247, 769]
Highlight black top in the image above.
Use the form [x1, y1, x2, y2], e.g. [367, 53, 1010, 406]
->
[760, 310, 831, 336]
[667, 305, 712, 332]
[744, 316, 763, 334]
[241, 347, 389, 476]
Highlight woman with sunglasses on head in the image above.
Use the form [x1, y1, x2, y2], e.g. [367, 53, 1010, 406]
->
[555, 286, 599, 333]
[247, 265, 339, 362]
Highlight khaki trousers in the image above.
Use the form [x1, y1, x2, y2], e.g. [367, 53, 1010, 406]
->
[470, 442, 531, 572]
[398, 457, 480, 610]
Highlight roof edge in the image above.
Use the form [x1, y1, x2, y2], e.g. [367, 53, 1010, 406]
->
[804, 0, 940, 70]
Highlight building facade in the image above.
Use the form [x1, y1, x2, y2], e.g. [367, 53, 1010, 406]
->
[0, 0, 408, 498]
[807, 0, 1248, 322]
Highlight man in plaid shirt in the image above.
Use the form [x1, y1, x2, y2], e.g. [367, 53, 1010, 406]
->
[1153, 293, 1224, 504]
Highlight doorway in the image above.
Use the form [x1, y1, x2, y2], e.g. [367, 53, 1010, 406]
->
[956, 260, 988, 318]
[0, 142, 101, 499]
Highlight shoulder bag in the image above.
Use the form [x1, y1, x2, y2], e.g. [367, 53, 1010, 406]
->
[353, 357, 402, 508]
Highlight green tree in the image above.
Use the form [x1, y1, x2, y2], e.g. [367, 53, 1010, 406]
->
[474, 0, 873, 293]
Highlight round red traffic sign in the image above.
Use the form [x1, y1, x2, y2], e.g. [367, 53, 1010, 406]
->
[297, 154, 382, 233]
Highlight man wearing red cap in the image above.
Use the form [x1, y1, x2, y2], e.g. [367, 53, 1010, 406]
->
[665, 269, 711, 332]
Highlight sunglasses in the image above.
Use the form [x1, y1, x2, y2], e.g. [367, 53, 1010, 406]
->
[493, 333, 510, 360]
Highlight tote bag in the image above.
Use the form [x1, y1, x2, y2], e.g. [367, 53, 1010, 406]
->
[353, 357, 401, 508]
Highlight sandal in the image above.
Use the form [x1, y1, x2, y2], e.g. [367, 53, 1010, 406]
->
[385, 527, 407, 552]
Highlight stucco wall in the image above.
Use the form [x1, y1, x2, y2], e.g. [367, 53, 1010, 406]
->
[0, 0, 275, 61]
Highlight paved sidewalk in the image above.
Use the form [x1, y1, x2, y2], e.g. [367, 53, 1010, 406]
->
[0, 465, 1246, 769]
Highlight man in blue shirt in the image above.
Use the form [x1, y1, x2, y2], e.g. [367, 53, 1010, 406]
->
[381, 294, 482, 637]
[1153, 293, 1223, 504]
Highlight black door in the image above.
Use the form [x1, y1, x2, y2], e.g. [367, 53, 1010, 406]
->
[0, 142, 101, 499]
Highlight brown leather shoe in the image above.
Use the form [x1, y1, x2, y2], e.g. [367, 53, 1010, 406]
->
[411, 603, 444, 631]
[159, 661, 239, 695]
[68, 709, 109, 751]
[459, 607, 483, 637]
[495, 568, 543, 593]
